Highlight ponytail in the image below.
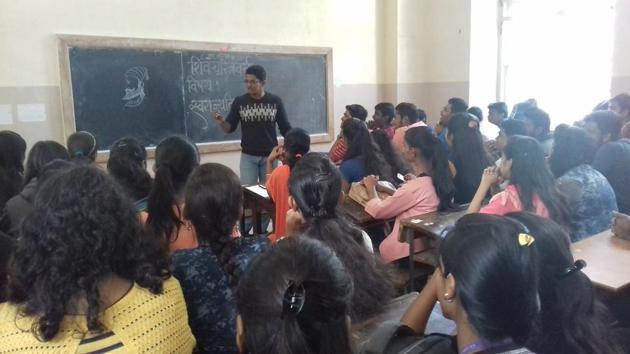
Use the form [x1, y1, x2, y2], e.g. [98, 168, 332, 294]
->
[147, 165, 182, 251]
[146, 136, 199, 253]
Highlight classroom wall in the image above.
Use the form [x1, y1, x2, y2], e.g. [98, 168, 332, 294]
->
[612, 0, 630, 95]
[0, 0, 383, 173]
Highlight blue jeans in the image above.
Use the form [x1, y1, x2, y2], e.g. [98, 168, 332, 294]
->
[240, 153, 268, 186]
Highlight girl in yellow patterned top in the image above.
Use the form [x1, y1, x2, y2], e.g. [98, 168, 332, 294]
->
[0, 165, 196, 353]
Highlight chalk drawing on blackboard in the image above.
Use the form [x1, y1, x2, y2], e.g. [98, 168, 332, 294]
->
[122, 66, 149, 108]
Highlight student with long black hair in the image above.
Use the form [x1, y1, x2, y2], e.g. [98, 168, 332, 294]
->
[364, 126, 454, 263]
[549, 126, 617, 241]
[287, 153, 394, 323]
[0, 166, 195, 352]
[235, 237, 354, 354]
[173, 163, 268, 353]
[67, 131, 97, 164]
[468, 135, 568, 228]
[107, 137, 153, 213]
[447, 113, 493, 204]
[265, 128, 311, 241]
[400, 214, 540, 353]
[145, 136, 199, 254]
[1, 141, 69, 237]
[0, 131, 26, 210]
[371, 129, 409, 180]
[339, 118, 394, 189]
[507, 212, 624, 354]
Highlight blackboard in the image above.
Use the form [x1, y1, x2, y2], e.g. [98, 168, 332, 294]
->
[58, 35, 334, 156]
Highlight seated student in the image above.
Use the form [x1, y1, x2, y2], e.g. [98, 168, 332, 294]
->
[172, 163, 268, 353]
[488, 118, 528, 162]
[329, 104, 368, 164]
[514, 105, 554, 156]
[0, 166, 195, 353]
[265, 128, 311, 242]
[400, 214, 540, 353]
[392, 102, 427, 153]
[371, 102, 396, 138]
[287, 153, 394, 322]
[364, 127, 454, 263]
[371, 129, 409, 182]
[0, 141, 70, 237]
[0, 131, 26, 210]
[436, 97, 468, 147]
[468, 136, 568, 226]
[447, 113, 493, 204]
[584, 110, 630, 214]
[339, 118, 394, 189]
[107, 137, 153, 213]
[549, 126, 617, 241]
[467, 106, 483, 122]
[67, 131, 97, 164]
[145, 136, 200, 254]
[507, 212, 624, 354]
[609, 92, 630, 125]
[487, 101, 509, 127]
[235, 237, 354, 354]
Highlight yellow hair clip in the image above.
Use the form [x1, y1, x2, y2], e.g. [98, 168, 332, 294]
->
[518, 233, 535, 247]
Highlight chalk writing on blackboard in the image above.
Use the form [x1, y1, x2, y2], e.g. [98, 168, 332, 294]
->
[122, 66, 149, 108]
[189, 93, 234, 131]
[188, 54, 251, 77]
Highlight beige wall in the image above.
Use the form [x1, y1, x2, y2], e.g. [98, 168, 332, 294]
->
[612, 0, 630, 95]
[0, 0, 384, 173]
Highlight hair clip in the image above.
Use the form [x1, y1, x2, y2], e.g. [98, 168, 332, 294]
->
[561, 259, 586, 278]
[295, 154, 303, 159]
[518, 233, 535, 247]
[282, 281, 305, 319]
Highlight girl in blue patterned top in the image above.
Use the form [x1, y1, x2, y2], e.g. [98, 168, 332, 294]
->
[549, 125, 617, 241]
[172, 163, 268, 354]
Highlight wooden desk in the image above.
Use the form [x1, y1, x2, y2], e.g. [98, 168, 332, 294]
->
[339, 197, 389, 229]
[354, 292, 419, 345]
[571, 229, 630, 293]
[399, 209, 467, 291]
[241, 185, 275, 235]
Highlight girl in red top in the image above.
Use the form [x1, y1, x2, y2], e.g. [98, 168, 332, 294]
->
[265, 128, 310, 242]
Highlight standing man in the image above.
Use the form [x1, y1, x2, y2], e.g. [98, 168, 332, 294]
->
[214, 65, 291, 185]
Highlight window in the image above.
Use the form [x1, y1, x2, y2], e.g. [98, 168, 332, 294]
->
[499, 0, 615, 126]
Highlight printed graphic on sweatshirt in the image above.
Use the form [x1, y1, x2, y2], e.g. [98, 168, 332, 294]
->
[239, 103, 278, 123]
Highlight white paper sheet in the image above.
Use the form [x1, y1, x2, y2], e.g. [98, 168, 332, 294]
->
[17, 103, 46, 122]
[246, 184, 269, 198]
[0, 104, 12, 125]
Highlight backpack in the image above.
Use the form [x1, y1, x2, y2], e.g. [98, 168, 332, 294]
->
[360, 321, 456, 354]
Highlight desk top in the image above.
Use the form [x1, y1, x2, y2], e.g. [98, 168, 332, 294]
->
[571, 230, 630, 292]
[340, 197, 377, 225]
[399, 209, 467, 242]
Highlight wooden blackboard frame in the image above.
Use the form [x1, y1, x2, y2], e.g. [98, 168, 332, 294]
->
[57, 34, 334, 160]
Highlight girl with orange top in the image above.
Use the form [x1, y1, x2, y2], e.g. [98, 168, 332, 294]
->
[145, 136, 200, 255]
[265, 128, 310, 242]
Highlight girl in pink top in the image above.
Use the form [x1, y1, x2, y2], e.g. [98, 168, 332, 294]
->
[364, 126, 455, 262]
[468, 135, 568, 225]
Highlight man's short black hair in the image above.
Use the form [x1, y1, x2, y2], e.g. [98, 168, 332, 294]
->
[611, 93, 630, 113]
[488, 102, 509, 118]
[448, 97, 468, 113]
[345, 104, 368, 121]
[517, 106, 551, 135]
[500, 118, 527, 137]
[395, 102, 419, 123]
[245, 65, 266, 82]
[584, 110, 622, 141]
[467, 107, 483, 122]
[374, 102, 395, 123]
[417, 109, 427, 122]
